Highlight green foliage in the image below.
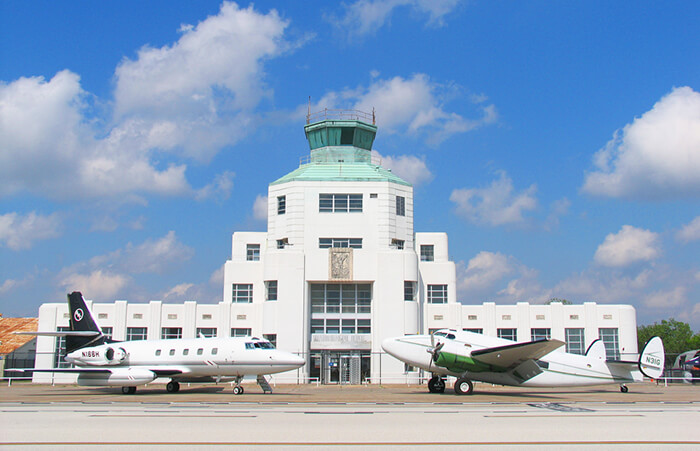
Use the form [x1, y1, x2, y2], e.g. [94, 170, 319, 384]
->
[546, 298, 572, 305]
[638, 319, 700, 367]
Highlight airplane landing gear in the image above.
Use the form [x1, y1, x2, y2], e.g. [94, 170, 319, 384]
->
[232, 376, 244, 395]
[121, 386, 136, 394]
[428, 375, 446, 393]
[620, 384, 629, 393]
[454, 377, 474, 395]
[166, 381, 180, 393]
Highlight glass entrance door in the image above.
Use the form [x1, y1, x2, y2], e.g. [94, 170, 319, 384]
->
[312, 351, 367, 384]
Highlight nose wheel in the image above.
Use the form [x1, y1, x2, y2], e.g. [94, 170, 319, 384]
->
[620, 384, 629, 393]
[233, 385, 245, 395]
[428, 375, 446, 393]
[121, 386, 136, 394]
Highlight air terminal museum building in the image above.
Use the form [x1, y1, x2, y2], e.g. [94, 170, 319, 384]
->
[33, 111, 638, 384]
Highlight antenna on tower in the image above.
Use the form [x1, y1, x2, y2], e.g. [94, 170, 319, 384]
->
[307, 96, 311, 124]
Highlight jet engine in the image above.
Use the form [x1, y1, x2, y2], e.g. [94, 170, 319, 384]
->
[77, 368, 157, 386]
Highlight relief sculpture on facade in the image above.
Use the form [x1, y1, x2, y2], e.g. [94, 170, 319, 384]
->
[329, 248, 353, 280]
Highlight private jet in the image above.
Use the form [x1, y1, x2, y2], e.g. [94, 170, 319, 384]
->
[382, 329, 664, 395]
[11, 292, 305, 394]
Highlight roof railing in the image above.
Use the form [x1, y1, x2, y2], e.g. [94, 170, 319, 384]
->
[306, 107, 375, 125]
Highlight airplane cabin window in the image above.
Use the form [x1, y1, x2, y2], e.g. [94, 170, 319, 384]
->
[155, 349, 161, 356]
[211, 348, 218, 355]
[197, 348, 203, 355]
[183, 349, 189, 356]
[169, 349, 175, 356]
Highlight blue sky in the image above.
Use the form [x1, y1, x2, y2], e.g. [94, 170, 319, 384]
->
[1, 1, 699, 329]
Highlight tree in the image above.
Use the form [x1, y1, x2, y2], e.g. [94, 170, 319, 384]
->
[637, 319, 700, 367]
[546, 298, 572, 305]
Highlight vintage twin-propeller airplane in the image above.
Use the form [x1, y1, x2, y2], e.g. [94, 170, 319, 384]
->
[382, 329, 664, 395]
[11, 292, 305, 394]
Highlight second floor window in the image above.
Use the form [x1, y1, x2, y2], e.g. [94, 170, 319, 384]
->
[319, 193, 362, 212]
[232, 284, 253, 303]
[420, 245, 434, 262]
[427, 284, 447, 304]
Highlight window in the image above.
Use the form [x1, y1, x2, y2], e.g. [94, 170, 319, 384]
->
[309, 318, 372, 335]
[183, 349, 189, 356]
[161, 327, 182, 339]
[420, 245, 434, 262]
[396, 196, 405, 216]
[467, 315, 478, 321]
[197, 348, 203, 355]
[263, 334, 277, 348]
[370, 193, 378, 199]
[569, 314, 579, 320]
[498, 328, 517, 341]
[599, 328, 620, 360]
[196, 327, 217, 338]
[391, 239, 404, 249]
[126, 327, 148, 341]
[232, 284, 253, 303]
[54, 326, 70, 368]
[202, 314, 212, 320]
[536, 314, 545, 320]
[310, 283, 371, 314]
[502, 315, 512, 320]
[155, 349, 161, 356]
[167, 314, 178, 320]
[246, 244, 260, 261]
[231, 328, 252, 337]
[531, 328, 551, 341]
[277, 195, 286, 215]
[319, 238, 362, 249]
[133, 313, 143, 319]
[464, 328, 483, 334]
[265, 281, 278, 301]
[427, 284, 447, 304]
[211, 348, 218, 355]
[101, 327, 113, 339]
[98, 313, 108, 319]
[277, 238, 288, 249]
[169, 349, 175, 356]
[319, 193, 362, 213]
[565, 328, 585, 355]
[404, 281, 416, 301]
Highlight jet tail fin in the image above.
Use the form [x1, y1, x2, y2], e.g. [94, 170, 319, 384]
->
[638, 336, 665, 379]
[66, 291, 107, 353]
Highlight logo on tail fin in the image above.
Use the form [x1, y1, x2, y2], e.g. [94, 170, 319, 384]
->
[74, 308, 84, 322]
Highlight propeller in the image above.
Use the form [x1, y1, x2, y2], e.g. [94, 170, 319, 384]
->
[427, 332, 445, 364]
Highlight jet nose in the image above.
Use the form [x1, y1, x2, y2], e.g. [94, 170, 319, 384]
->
[382, 337, 402, 357]
[291, 354, 305, 368]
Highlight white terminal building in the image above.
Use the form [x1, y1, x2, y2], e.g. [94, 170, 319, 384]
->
[33, 111, 638, 384]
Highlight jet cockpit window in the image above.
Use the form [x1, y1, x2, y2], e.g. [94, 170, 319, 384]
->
[245, 343, 254, 350]
[446, 334, 456, 340]
[433, 331, 447, 337]
[258, 342, 274, 349]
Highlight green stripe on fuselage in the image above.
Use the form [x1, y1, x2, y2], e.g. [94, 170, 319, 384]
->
[434, 351, 493, 373]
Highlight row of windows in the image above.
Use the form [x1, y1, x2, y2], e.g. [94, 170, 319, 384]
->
[247, 239, 434, 255]
[311, 318, 371, 334]
[310, 283, 371, 314]
[278, 194, 409, 216]
[493, 327, 619, 358]
[319, 238, 362, 249]
[231, 282, 277, 302]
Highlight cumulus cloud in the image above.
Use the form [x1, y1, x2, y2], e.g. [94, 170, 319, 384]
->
[458, 251, 514, 293]
[645, 286, 687, 309]
[375, 152, 433, 186]
[59, 270, 129, 301]
[331, 0, 461, 38]
[594, 225, 660, 267]
[306, 74, 497, 146]
[450, 172, 538, 226]
[117, 231, 195, 275]
[582, 86, 700, 200]
[253, 195, 268, 221]
[676, 216, 700, 243]
[553, 269, 653, 304]
[0, 3, 295, 202]
[0, 211, 62, 250]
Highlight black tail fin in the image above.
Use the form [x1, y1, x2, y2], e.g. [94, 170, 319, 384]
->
[66, 292, 107, 353]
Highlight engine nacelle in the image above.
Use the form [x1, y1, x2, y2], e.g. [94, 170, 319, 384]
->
[77, 368, 157, 387]
[67, 345, 127, 366]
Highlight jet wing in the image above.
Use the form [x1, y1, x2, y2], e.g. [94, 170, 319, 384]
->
[471, 339, 565, 370]
[14, 331, 101, 337]
[7, 368, 112, 374]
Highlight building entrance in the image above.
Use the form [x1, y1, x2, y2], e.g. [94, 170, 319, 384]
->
[309, 351, 370, 384]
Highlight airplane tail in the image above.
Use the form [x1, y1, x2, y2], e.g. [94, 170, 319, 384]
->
[66, 291, 108, 353]
[638, 336, 665, 379]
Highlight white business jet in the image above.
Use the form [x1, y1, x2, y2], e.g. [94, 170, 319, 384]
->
[382, 329, 664, 395]
[12, 292, 305, 394]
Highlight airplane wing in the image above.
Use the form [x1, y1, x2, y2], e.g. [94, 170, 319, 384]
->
[470, 339, 565, 370]
[7, 368, 112, 373]
[14, 331, 101, 337]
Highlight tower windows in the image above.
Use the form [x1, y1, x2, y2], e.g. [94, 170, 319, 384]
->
[232, 284, 253, 303]
[246, 244, 260, 261]
[319, 194, 362, 212]
[277, 195, 286, 215]
[420, 245, 434, 262]
[319, 238, 362, 249]
[396, 196, 405, 216]
[427, 284, 447, 304]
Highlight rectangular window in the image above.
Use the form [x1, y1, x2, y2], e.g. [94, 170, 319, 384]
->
[531, 328, 551, 341]
[263, 334, 277, 348]
[463, 328, 483, 334]
[183, 349, 189, 356]
[133, 313, 143, 319]
[427, 284, 447, 304]
[391, 238, 404, 249]
[54, 326, 70, 368]
[309, 284, 372, 334]
[265, 280, 278, 301]
[277, 195, 286, 215]
[498, 328, 517, 341]
[404, 281, 416, 301]
[599, 328, 620, 360]
[100, 327, 113, 340]
[126, 327, 148, 341]
[167, 314, 178, 320]
[277, 238, 288, 249]
[318, 238, 363, 249]
[246, 244, 260, 261]
[565, 328, 585, 355]
[161, 327, 182, 339]
[169, 349, 175, 356]
[319, 193, 362, 213]
[569, 314, 579, 320]
[420, 245, 434, 262]
[197, 348, 203, 355]
[232, 284, 253, 303]
[502, 314, 512, 320]
[396, 196, 405, 216]
[98, 313, 108, 319]
[231, 328, 252, 337]
[202, 314, 212, 320]
[467, 315, 478, 321]
[196, 327, 217, 338]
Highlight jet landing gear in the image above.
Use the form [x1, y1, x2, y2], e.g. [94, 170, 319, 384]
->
[121, 386, 136, 394]
[620, 384, 629, 393]
[166, 381, 180, 393]
[428, 375, 446, 393]
[454, 377, 474, 395]
[232, 376, 244, 395]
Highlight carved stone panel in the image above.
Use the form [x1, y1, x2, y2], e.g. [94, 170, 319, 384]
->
[329, 248, 353, 280]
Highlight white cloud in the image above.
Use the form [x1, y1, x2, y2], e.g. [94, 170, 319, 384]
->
[195, 171, 235, 201]
[645, 286, 687, 308]
[162, 283, 196, 301]
[306, 74, 496, 146]
[0, 279, 18, 294]
[553, 268, 653, 304]
[118, 231, 195, 275]
[59, 270, 129, 301]
[594, 225, 660, 267]
[677, 216, 700, 243]
[375, 152, 433, 186]
[583, 86, 700, 200]
[332, 0, 461, 37]
[457, 251, 514, 293]
[0, 212, 62, 250]
[544, 198, 571, 231]
[450, 172, 538, 226]
[209, 264, 226, 286]
[253, 195, 268, 221]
